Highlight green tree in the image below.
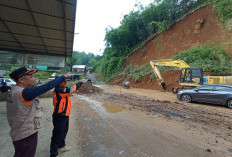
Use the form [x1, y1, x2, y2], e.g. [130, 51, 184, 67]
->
[66, 51, 97, 72]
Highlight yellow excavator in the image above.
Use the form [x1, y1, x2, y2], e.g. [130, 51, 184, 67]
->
[150, 59, 232, 93]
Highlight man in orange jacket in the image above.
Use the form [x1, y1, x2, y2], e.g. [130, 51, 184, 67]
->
[50, 79, 84, 157]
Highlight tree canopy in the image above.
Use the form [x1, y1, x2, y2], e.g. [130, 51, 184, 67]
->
[66, 51, 100, 71]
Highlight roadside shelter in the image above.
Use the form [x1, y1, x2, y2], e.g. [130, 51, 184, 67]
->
[72, 65, 86, 73]
[0, 0, 77, 69]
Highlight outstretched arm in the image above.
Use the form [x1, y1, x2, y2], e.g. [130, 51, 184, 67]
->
[55, 81, 83, 94]
[22, 76, 66, 101]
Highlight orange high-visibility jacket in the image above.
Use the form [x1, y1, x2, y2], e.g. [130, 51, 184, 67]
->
[53, 83, 82, 116]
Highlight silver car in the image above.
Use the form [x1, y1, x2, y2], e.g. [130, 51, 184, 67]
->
[177, 84, 232, 109]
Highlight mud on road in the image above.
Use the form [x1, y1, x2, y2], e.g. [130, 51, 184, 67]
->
[1, 85, 232, 157]
[88, 90, 232, 143]
[76, 85, 232, 157]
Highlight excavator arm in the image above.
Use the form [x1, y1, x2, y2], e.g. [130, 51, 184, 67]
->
[150, 60, 166, 90]
[150, 59, 190, 68]
[150, 59, 190, 90]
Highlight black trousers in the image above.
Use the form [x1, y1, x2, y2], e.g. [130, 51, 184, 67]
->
[50, 116, 69, 157]
[13, 132, 38, 157]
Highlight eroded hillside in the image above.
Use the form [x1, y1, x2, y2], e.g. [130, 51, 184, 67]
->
[110, 4, 232, 90]
[125, 5, 232, 67]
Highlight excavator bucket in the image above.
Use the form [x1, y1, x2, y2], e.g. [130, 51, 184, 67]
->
[157, 79, 167, 91]
[160, 82, 167, 91]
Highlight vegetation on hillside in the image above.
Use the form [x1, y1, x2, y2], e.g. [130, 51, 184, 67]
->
[117, 43, 232, 83]
[69, 0, 231, 83]
[173, 42, 232, 72]
[121, 64, 156, 82]
[214, 0, 232, 22]
[93, 0, 227, 82]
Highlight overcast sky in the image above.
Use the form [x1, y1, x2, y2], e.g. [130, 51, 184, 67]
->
[73, 0, 153, 55]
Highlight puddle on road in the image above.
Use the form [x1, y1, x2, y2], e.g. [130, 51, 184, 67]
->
[78, 96, 183, 118]
[103, 102, 124, 113]
[78, 95, 125, 117]
[93, 85, 107, 88]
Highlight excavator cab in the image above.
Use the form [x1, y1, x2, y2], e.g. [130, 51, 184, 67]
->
[179, 67, 203, 85]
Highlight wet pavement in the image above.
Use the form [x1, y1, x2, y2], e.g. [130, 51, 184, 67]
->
[73, 91, 232, 157]
[1, 85, 232, 157]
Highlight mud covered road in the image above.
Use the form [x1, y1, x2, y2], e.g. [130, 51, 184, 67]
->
[1, 85, 232, 157]
[73, 85, 232, 157]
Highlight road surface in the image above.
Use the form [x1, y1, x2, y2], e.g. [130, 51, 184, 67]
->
[0, 85, 232, 157]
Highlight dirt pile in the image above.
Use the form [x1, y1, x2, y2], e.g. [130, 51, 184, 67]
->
[78, 83, 102, 94]
[110, 70, 180, 92]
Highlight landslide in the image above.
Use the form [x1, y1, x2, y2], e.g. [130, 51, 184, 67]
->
[110, 71, 180, 92]
[110, 5, 232, 90]
[125, 5, 232, 66]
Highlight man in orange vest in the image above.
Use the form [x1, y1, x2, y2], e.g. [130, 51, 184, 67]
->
[124, 81, 130, 89]
[50, 79, 84, 157]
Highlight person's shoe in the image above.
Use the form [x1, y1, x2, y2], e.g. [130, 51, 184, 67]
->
[58, 146, 71, 154]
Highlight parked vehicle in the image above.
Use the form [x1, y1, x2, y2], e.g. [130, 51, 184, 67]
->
[177, 84, 232, 109]
[70, 74, 80, 81]
[51, 73, 56, 77]
[0, 78, 16, 87]
[0, 82, 11, 93]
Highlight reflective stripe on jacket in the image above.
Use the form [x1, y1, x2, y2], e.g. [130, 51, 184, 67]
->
[53, 85, 77, 116]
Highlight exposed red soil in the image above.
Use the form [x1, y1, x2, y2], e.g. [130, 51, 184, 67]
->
[125, 5, 232, 67]
[110, 4, 232, 90]
[110, 70, 180, 92]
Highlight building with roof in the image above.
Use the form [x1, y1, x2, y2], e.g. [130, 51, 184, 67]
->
[0, 0, 77, 70]
[72, 65, 86, 73]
